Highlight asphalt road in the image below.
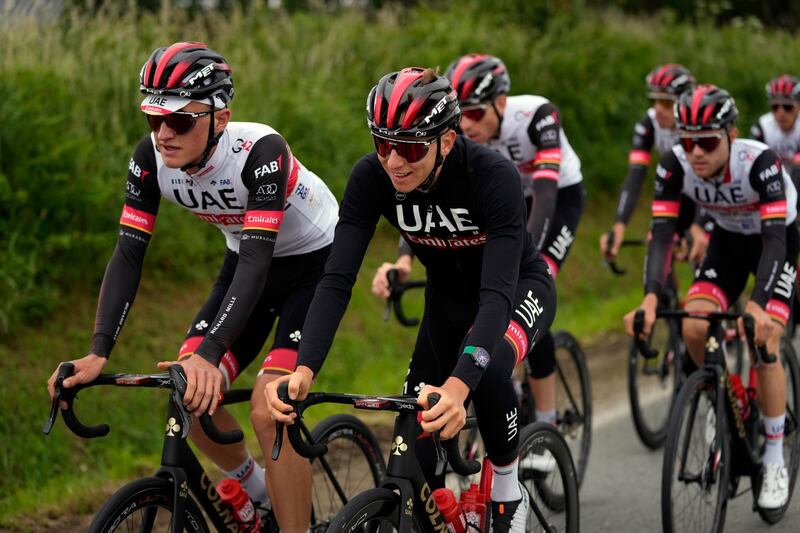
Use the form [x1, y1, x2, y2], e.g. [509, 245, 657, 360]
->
[579, 337, 800, 532]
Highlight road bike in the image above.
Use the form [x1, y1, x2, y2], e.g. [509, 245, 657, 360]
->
[44, 362, 385, 532]
[274, 383, 580, 533]
[605, 233, 743, 449]
[631, 310, 800, 532]
[385, 268, 593, 489]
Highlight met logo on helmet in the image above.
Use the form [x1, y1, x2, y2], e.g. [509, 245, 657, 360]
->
[474, 72, 493, 96]
[186, 63, 215, 86]
[422, 93, 452, 125]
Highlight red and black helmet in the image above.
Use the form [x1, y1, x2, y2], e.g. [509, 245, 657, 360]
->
[765, 74, 800, 102]
[445, 54, 510, 106]
[674, 84, 738, 132]
[367, 67, 460, 140]
[139, 42, 234, 106]
[646, 64, 695, 99]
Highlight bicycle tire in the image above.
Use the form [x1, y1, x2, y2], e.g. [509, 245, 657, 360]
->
[552, 330, 592, 488]
[628, 315, 682, 449]
[88, 476, 209, 533]
[518, 422, 580, 533]
[661, 368, 729, 533]
[310, 413, 387, 529]
[757, 338, 800, 524]
[324, 487, 423, 533]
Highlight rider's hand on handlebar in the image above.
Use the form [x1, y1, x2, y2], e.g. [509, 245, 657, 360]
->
[371, 256, 413, 299]
[740, 300, 773, 347]
[47, 354, 107, 409]
[264, 366, 314, 424]
[600, 222, 626, 261]
[418, 378, 468, 440]
[157, 355, 224, 417]
[624, 293, 658, 339]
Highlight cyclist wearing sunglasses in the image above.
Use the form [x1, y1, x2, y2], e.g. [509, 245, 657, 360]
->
[45, 42, 338, 533]
[267, 67, 557, 533]
[624, 84, 798, 509]
[601, 64, 710, 263]
[751, 75, 800, 190]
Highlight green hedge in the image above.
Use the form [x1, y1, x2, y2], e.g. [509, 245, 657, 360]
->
[2, 3, 799, 332]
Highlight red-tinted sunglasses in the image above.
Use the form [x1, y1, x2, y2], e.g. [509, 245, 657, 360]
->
[679, 132, 724, 153]
[771, 103, 796, 113]
[461, 104, 489, 122]
[146, 110, 212, 135]
[372, 135, 436, 163]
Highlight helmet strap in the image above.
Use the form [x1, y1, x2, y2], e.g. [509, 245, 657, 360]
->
[491, 101, 504, 139]
[416, 138, 444, 193]
[181, 97, 223, 173]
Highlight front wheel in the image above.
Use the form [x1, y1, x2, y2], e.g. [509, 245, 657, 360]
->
[661, 369, 729, 533]
[324, 487, 422, 533]
[518, 422, 580, 533]
[310, 413, 387, 529]
[88, 476, 209, 532]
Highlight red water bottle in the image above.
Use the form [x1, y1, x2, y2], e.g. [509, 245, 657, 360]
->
[729, 374, 750, 421]
[459, 483, 487, 532]
[432, 488, 466, 533]
[217, 478, 261, 533]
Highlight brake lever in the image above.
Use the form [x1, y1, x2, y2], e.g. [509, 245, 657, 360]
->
[168, 366, 193, 439]
[43, 362, 75, 435]
[426, 393, 448, 477]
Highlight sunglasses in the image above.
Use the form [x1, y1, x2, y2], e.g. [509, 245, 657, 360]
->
[679, 132, 724, 153]
[652, 98, 675, 108]
[771, 103, 797, 113]
[145, 110, 212, 135]
[372, 135, 437, 163]
[461, 104, 489, 122]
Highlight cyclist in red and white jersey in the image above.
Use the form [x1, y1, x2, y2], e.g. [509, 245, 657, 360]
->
[45, 42, 338, 533]
[267, 67, 557, 533]
[625, 85, 798, 509]
[600, 64, 709, 262]
[751, 75, 800, 189]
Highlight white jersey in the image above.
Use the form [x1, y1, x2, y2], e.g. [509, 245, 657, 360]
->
[646, 107, 680, 157]
[486, 95, 583, 194]
[670, 138, 797, 235]
[152, 122, 337, 256]
[751, 112, 800, 168]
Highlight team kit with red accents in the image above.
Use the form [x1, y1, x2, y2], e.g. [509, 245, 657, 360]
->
[96, 123, 337, 378]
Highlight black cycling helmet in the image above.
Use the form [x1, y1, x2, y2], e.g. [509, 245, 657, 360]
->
[674, 84, 738, 132]
[140, 41, 233, 107]
[367, 67, 460, 140]
[765, 74, 800, 102]
[445, 54, 510, 106]
[646, 64, 695, 99]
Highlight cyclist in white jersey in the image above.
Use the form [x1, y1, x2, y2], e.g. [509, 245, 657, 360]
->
[751, 74, 800, 191]
[600, 64, 709, 262]
[46, 42, 338, 533]
[371, 54, 583, 465]
[625, 85, 798, 509]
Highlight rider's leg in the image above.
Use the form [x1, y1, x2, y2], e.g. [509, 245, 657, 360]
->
[252, 367, 311, 533]
[526, 332, 556, 423]
[680, 298, 716, 367]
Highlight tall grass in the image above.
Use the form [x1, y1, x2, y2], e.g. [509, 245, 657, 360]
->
[2, 1, 799, 524]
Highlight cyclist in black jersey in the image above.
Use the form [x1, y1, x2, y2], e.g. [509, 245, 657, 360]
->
[624, 85, 798, 509]
[45, 42, 338, 533]
[600, 64, 709, 263]
[266, 67, 557, 533]
[373, 55, 582, 459]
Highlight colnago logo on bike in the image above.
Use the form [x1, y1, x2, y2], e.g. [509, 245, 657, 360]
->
[199, 472, 246, 532]
[419, 483, 449, 533]
[725, 374, 747, 440]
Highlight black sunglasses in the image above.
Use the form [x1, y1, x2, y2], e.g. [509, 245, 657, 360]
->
[771, 103, 797, 113]
[679, 132, 724, 153]
[145, 110, 212, 135]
